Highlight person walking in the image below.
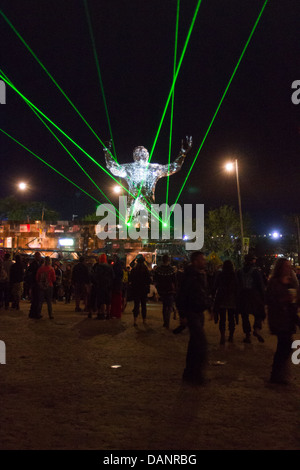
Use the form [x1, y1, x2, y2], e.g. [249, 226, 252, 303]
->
[176, 252, 210, 386]
[154, 254, 177, 329]
[28, 252, 43, 319]
[213, 260, 239, 344]
[130, 254, 151, 326]
[10, 255, 24, 310]
[266, 258, 300, 384]
[71, 257, 90, 312]
[237, 254, 266, 343]
[36, 256, 56, 319]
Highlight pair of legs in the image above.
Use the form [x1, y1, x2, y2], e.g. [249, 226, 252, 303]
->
[241, 312, 264, 343]
[29, 283, 42, 318]
[161, 294, 174, 329]
[11, 282, 23, 310]
[270, 333, 292, 384]
[183, 311, 207, 385]
[39, 287, 54, 319]
[0, 281, 10, 309]
[133, 295, 147, 325]
[74, 283, 88, 312]
[218, 308, 236, 344]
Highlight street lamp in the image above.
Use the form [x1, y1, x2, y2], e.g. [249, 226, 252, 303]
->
[225, 159, 244, 257]
[113, 185, 122, 194]
[18, 182, 27, 191]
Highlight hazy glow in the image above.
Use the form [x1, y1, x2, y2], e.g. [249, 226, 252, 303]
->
[18, 182, 27, 190]
[225, 162, 234, 172]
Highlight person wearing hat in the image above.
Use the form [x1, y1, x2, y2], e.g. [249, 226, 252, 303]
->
[129, 254, 151, 326]
[237, 254, 266, 343]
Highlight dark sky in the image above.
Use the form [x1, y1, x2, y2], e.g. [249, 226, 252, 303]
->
[0, 0, 299, 232]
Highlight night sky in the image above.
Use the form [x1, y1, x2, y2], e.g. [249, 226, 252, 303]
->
[0, 0, 299, 232]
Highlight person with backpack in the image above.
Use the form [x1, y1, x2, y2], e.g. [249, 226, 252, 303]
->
[237, 254, 266, 343]
[36, 256, 56, 319]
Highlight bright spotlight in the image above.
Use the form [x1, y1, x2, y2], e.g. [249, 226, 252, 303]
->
[18, 182, 27, 190]
[113, 185, 121, 194]
[272, 231, 280, 239]
[225, 162, 234, 172]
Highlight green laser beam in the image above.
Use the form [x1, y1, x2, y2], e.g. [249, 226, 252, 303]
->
[165, 0, 180, 221]
[83, 0, 117, 159]
[167, 0, 269, 224]
[130, 0, 202, 220]
[0, 71, 163, 223]
[0, 9, 119, 161]
[0, 128, 103, 206]
[27, 103, 125, 222]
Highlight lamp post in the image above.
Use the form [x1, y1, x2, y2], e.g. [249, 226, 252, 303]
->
[225, 159, 244, 258]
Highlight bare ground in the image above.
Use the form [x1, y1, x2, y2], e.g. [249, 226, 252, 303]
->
[0, 299, 299, 450]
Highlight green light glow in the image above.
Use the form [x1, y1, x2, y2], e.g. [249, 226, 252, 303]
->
[166, 0, 269, 223]
[134, 0, 202, 206]
[0, 71, 163, 223]
[84, 0, 117, 159]
[0, 9, 119, 161]
[0, 128, 103, 206]
[165, 0, 180, 220]
[28, 104, 125, 222]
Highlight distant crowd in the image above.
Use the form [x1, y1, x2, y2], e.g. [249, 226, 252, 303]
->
[0, 251, 299, 386]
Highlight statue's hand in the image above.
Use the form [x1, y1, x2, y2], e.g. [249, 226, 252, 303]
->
[181, 136, 192, 155]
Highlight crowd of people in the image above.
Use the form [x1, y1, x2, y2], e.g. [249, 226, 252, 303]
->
[0, 250, 299, 386]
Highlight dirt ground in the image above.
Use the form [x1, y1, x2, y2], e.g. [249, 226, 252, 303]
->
[0, 298, 299, 450]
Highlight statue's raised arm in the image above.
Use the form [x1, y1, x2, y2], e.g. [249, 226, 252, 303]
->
[103, 141, 127, 178]
[160, 136, 192, 177]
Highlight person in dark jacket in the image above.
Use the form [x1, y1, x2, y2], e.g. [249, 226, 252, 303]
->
[71, 257, 90, 312]
[28, 252, 43, 319]
[176, 252, 210, 385]
[110, 255, 124, 319]
[154, 254, 176, 329]
[237, 254, 266, 343]
[10, 255, 24, 310]
[266, 258, 300, 384]
[213, 260, 239, 344]
[130, 254, 151, 326]
[90, 254, 114, 319]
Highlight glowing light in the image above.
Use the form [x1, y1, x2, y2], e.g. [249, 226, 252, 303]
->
[271, 232, 280, 239]
[113, 185, 122, 194]
[59, 238, 74, 246]
[18, 182, 27, 190]
[163, 223, 168, 227]
[225, 162, 234, 172]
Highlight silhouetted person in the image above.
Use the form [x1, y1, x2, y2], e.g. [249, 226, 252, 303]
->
[213, 260, 239, 344]
[2, 253, 13, 309]
[130, 254, 151, 326]
[72, 257, 90, 312]
[36, 256, 56, 319]
[110, 255, 123, 319]
[90, 254, 114, 320]
[10, 255, 24, 310]
[177, 252, 210, 385]
[266, 258, 300, 384]
[237, 255, 265, 343]
[154, 254, 176, 329]
[28, 252, 43, 319]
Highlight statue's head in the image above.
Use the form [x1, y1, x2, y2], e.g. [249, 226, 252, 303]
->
[133, 146, 149, 164]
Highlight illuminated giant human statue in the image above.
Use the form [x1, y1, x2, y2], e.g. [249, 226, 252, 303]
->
[103, 136, 192, 217]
